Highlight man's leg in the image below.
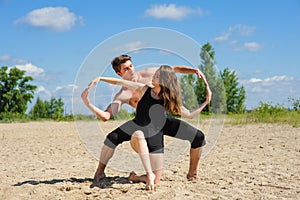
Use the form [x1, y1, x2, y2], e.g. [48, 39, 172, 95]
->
[187, 146, 203, 179]
[162, 116, 205, 179]
[93, 145, 114, 184]
[93, 121, 134, 184]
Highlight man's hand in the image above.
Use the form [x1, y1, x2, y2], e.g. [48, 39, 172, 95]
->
[81, 88, 90, 105]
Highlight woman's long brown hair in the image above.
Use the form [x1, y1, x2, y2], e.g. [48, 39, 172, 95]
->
[158, 65, 182, 115]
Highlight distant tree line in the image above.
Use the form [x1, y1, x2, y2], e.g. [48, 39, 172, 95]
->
[0, 66, 66, 121]
[29, 97, 64, 120]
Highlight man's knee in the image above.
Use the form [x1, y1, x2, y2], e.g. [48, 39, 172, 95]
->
[191, 130, 206, 148]
[104, 131, 121, 148]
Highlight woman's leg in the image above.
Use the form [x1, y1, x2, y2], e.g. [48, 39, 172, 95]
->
[130, 130, 155, 190]
[129, 153, 164, 185]
[150, 153, 163, 184]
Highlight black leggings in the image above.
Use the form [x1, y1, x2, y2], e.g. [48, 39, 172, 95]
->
[104, 115, 206, 153]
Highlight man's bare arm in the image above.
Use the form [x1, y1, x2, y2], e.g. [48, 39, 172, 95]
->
[81, 88, 121, 121]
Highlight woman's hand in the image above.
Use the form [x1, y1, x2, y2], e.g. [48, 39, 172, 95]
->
[195, 69, 210, 85]
[88, 77, 101, 88]
[206, 85, 212, 103]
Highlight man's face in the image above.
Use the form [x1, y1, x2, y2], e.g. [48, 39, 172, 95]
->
[117, 60, 135, 80]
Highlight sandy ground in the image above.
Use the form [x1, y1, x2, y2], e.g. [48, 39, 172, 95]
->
[0, 121, 299, 200]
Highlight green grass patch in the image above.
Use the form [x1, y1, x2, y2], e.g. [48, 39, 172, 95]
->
[226, 102, 300, 127]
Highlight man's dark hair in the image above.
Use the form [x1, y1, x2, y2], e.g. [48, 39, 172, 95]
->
[111, 55, 132, 73]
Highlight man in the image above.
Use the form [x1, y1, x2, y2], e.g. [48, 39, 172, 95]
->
[81, 54, 211, 184]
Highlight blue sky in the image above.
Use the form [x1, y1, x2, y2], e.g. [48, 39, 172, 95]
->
[1, 0, 300, 113]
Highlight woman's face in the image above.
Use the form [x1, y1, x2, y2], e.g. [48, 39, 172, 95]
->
[152, 69, 160, 86]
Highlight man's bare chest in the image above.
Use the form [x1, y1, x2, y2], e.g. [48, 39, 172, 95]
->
[118, 89, 142, 108]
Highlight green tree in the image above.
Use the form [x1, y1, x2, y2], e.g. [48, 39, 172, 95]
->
[29, 97, 50, 119]
[180, 43, 226, 113]
[29, 97, 65, 120]
[49, 97, 64, 120]
[221, 68, 246, 113]
[288, 97, 300, 111]
[179, 74, 198, 110]
[0, 66, 36, 115]
[197, 43, 226, 113]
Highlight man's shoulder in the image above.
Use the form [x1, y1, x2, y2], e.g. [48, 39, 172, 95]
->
[113, 88, 133, 101]
[135, 67, 157, 83]
[136, 67, 158, 76]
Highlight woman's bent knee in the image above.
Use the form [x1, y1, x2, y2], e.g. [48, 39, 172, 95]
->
[130, 130, 145, 153]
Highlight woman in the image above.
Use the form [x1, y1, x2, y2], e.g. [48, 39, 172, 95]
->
[93, 65, 211, 190]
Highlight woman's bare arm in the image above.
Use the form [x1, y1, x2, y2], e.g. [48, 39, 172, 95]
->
[88, 76, 145, 90]
[180, 83, 212, 119]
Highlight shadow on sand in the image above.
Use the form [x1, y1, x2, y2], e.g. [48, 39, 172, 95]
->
[13, 176, 131, 189]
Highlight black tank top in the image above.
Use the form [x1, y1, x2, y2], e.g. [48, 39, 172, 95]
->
[133, 87, 167, 128]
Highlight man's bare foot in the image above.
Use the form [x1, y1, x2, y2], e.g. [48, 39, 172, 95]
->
[92, 172, 106, 186]
[186, 174, 199, 181]
[145, 172, 155, 191]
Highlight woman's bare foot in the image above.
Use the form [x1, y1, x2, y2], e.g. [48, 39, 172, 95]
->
[145, 172, 156, 190]
[128, 171, 138, 183]
[128, 171, 147, 183]
[186, 173, 199, 181]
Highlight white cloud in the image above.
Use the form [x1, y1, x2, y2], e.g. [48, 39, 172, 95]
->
[54, 84, 78, 96]
[145, 4, 203, 20]
[15, 63, 45, 78]
[14, 7, 84, 32]
[231, 24, 256, 36]
[36, 85, 46, 93]
[213, 34, 230, 42]
[241, 75, 300, 109]
[249, 78, 262, 83]
[0, 54, 29, 65]
[36, 85, 52, 99]
[251, 86, 269, 93]
[0, 54, 11, 62]
[113, 41, 144, 52]
[264, 75, 293, 82]
[213, 24, 255, 42]
[243, 75, 294, 85]
[213, 24, 261, 52]
[243, 42, 262, 51]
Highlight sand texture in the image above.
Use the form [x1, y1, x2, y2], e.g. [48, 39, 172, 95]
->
[0, 121, 299, 199]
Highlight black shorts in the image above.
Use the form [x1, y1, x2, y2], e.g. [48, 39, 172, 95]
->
[104, 115, 206, 152]
[104, 120, 164, 153]
[162, 115, 206, 148]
